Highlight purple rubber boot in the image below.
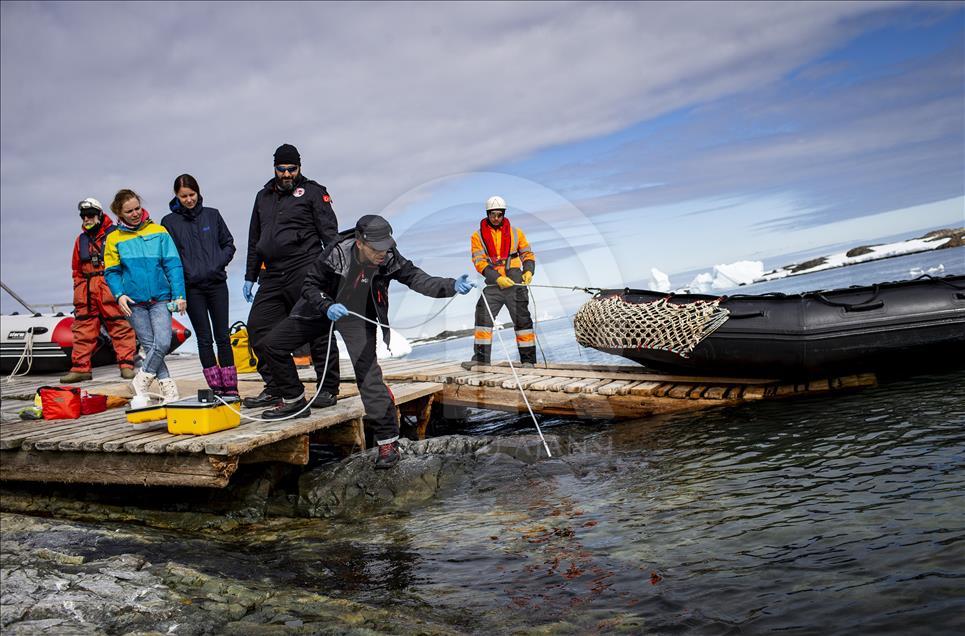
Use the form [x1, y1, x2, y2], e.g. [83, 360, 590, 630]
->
[219, 365, 240, 398]
[202, 366, 224, 395]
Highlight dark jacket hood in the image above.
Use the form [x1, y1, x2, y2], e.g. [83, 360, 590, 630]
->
[169, 194, 205, 220]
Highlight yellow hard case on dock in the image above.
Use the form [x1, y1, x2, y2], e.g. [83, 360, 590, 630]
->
[125, 404, 167, 424]
[166, 397, 241, 435]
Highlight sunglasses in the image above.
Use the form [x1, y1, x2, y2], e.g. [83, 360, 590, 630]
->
[79, 210, 100, 218]
[275, 165, 299, 174]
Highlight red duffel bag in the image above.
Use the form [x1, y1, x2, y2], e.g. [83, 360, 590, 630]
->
[38, 386, 81, 420]
[37, 387, 108, 420]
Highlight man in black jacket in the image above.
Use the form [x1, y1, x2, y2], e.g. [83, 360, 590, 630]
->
[260, 214, 475, 469]
[242, 143, 341, 409]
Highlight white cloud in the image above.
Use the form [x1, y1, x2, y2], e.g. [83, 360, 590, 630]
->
[0, 0, 944, 311]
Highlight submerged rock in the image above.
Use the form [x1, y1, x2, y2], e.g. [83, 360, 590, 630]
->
[298, 434, 568, 518]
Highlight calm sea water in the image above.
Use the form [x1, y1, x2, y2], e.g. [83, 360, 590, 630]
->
[356, 370, 965, 633]
[373, 247, 962, 632]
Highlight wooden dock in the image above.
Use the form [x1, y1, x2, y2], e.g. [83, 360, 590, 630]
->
[0, 354, 876, 488]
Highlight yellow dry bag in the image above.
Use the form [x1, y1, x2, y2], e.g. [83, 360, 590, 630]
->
[229, 321, 258, 373]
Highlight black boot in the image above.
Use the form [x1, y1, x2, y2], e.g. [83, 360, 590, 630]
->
[310, 388, 337, 408]
[375, 441, 400, 469]
[461, 357, 488, 371]
[243, 389, 279, 409]
[261, 397, 310, 420]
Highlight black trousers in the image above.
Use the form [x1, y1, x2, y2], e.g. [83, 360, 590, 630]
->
[264, 315, 399, 444]
[185, 281, 233, 369]
[472, 284, 536, 364]
[247, 267, 339, 393]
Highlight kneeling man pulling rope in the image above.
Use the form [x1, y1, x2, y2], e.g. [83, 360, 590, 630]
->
[259, 214, 475, 469]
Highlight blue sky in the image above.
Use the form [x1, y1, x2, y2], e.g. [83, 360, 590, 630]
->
[1, 2, 963, 339]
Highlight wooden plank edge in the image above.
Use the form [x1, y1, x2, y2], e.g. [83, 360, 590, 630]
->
[0, 450, 237, 488]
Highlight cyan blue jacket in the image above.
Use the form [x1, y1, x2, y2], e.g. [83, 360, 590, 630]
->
[161, 195, 235, 287]
[104, 215, 186, 303]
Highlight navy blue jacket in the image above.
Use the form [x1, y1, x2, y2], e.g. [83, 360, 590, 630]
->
[161, 195, 236, 287]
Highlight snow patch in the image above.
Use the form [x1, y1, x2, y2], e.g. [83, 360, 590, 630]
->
[757, 236, 952, 281]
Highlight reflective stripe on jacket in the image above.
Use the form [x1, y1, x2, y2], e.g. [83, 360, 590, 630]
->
[470, 225, 535, 284]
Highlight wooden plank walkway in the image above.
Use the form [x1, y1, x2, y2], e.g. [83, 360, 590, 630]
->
[0, 355, 876, 488]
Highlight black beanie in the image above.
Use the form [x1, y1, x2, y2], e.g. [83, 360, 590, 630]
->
[273, 143, 301, 165]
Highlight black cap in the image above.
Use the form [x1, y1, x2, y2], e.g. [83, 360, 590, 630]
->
[273, 143, 300, 166]
[355, 214, 396, 251]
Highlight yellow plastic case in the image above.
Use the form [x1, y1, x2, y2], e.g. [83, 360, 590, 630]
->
[125, 404, 167, 424]
[166, 397, 241, 435]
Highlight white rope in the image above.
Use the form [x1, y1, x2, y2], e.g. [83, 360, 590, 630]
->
[5, 331, 35, 382]
[479, 289, 553, 459]
[523, 284, 550, 367]
[211, 283, 551, 460]
[213, 298, 461, 423]
[215, 321, 335, 422]
[383, 294, 460, 332]
[527, 283, 601, 293]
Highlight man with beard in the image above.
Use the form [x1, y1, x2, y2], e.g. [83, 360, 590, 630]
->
[60, 197, 138, 383]
[242, 144, 341, 409]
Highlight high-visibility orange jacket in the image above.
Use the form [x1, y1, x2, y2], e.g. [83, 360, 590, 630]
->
[470, 219, 536, 285]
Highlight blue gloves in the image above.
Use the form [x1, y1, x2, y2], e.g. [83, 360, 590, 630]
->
[454, 274, 475, 295]
[327, 303, 349, 322]
[242, 281, 255, 303]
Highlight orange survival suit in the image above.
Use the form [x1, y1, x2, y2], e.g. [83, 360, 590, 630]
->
[69, 215, 137, 373]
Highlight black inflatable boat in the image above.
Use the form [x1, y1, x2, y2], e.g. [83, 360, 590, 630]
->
[574, 275, 965, 380]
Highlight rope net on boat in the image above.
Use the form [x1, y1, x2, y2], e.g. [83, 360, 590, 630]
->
[573, 295, 730, 358]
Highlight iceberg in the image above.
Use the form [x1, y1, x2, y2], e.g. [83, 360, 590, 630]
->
[649, 267, 671, 292]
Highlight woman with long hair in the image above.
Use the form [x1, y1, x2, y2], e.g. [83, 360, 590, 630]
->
[161, 174, 238, 396]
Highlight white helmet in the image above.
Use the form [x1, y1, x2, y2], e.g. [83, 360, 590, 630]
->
[485, 195, 506, 212]
[77, 197, 103, 213]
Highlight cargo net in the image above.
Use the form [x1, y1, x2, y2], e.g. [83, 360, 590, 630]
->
[574, 295, 730, 358]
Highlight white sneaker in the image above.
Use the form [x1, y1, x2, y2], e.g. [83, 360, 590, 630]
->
[131, 370, 156, 397]
[158, 378, 180, 403]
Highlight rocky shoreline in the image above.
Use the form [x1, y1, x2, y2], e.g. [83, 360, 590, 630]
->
[1, 434, 577, 635]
